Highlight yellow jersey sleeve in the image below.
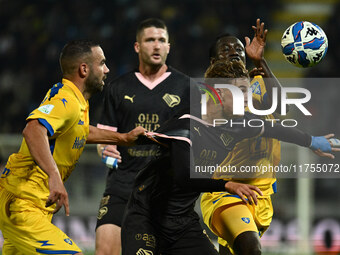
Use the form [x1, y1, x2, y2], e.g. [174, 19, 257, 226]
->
[27, 90, 80, 138]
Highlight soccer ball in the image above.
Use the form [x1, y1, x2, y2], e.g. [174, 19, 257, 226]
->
[281, 21, 328, 68]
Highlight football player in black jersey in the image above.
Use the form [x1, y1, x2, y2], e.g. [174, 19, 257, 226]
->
[121, 60, 338, 255]
[95, 18, 200, 255]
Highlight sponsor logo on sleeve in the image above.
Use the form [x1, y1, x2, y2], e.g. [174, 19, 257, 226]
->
[38, 104, 55, 114]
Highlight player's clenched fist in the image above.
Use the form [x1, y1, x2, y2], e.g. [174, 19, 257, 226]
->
[121, 126, 147, 146]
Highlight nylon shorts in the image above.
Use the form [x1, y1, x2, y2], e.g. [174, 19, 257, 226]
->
[96, 194, 127, 229]
[121, 202, 218, 255]
[201, 191, 273, 249]
[0, 186, 81, 255]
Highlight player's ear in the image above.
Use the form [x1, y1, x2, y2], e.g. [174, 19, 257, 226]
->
[167, 43, 170, 54]
[79, 63, 88, 78]
[134, 42, 140, 53]
[210, 57, 216, 65]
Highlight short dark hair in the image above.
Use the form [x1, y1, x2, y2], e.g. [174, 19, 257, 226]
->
[59, 40, 99, 75]
[136, 18, 168, 41]
[208, 33, 232, 60]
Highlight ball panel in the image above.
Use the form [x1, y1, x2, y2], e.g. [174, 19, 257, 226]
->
[281, 21, 328, 68]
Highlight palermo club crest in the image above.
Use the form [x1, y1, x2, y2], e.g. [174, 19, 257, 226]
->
[162, 93, 181, 107]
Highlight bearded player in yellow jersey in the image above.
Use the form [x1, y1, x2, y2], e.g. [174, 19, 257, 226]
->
[201, 19, 283, 255]
[0, 40, 145, 255]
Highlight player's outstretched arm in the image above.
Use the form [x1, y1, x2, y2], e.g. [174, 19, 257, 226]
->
[261, 122, 340, 159]
[245, 18, 284, 113]
[23, 119, 69, 216]
[87, 125, 146, 146]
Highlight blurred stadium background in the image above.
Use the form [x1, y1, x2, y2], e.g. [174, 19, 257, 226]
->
[1, 0, 340, 254]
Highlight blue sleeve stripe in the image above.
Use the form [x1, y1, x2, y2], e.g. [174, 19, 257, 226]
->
[36, 249, 79, 254]
[272, 181, 277, 193]
[212, 194, 246, 204]
[38, 118, 55, 137]
[49, 138, 56, 155]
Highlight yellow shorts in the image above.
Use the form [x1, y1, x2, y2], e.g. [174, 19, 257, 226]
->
[0, 186, 81, 255]
[201, 192, 273, 248]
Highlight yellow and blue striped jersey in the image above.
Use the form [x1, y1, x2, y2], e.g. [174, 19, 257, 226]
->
[0, 78, 89, 211]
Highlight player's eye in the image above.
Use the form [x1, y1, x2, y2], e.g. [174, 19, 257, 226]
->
[222, 47, 229, 52]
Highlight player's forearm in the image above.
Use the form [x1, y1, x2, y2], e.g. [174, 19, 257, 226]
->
[254, 58, 284, 113]
[262, 122, 311, 147]
[23, 120, 61, 179]
[87, 125, 127, 145]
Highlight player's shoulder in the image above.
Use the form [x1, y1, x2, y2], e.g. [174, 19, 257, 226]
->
[106, 70, 137, 89]
[167, 66, 190, 81]
[44, 83, 83, 117]
[114, 70, 137, 82]
[44, 83, 79, 105]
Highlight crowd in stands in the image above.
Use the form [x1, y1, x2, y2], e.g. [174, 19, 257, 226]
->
[0, 0, 278, 133]
[2, 0, 340, 134]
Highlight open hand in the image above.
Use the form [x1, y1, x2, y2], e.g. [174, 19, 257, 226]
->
[245, 18, 268, 62]
[46, 173, 69, 216]
[225, 181, 263, 205]
[312, 134, 340, 159]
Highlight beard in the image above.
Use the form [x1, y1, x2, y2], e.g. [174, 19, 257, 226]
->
[85, 71, 105, 95]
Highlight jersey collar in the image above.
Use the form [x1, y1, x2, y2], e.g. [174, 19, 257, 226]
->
[62, 78, 88, 109]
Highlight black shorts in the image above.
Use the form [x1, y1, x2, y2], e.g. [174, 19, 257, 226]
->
[121, 206, 218, 255]
[96, 194, 127, 229]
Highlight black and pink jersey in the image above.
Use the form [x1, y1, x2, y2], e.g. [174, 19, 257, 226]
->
[98, 66, 200, 200]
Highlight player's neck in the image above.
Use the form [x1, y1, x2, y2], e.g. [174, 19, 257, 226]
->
[64, 76, 91, 101]
[138, 64, 168, 82]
